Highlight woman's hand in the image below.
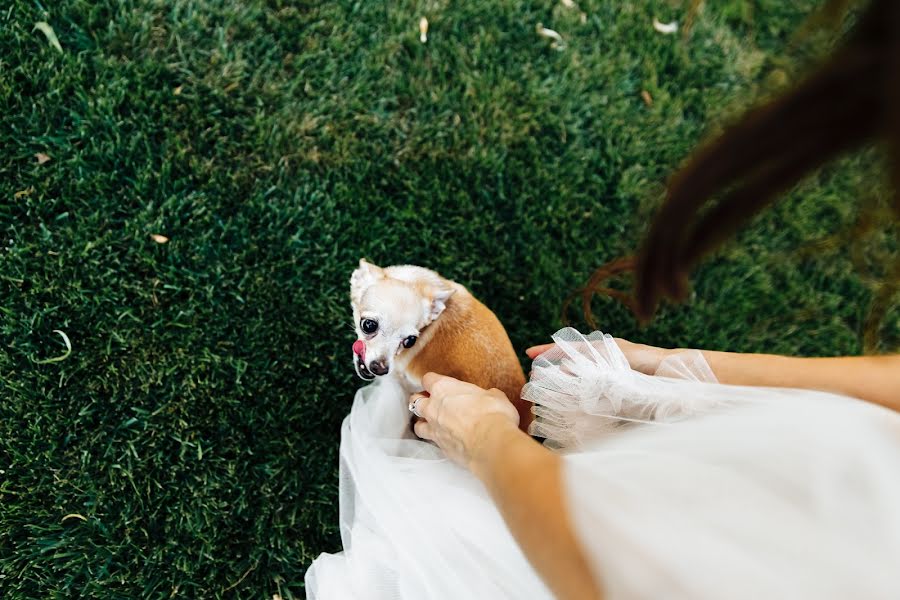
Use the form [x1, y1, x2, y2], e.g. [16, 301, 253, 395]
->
[525, 338, 675, 375]
[412, 375, 604, 600]
[409, 372, 520, 471]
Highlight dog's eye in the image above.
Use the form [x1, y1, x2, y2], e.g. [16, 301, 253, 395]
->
[361, 319, 378, 334]
[402, 335, 417, 349]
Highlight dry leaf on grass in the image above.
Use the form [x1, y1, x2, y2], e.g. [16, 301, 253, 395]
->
[150, 234, 170, 244]
[536, 23, 565, 51]
[653, 18, 678, 34]
[35, 152, 51, 164]
[641, 90, 653, 106]
[15, 187, 35, 199]
[62, 513, 88, 523]
[34, 22, 63, 52]
[34, 330, 72, 364]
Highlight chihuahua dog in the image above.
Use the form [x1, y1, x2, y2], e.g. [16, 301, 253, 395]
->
[349, 259, 532, 429]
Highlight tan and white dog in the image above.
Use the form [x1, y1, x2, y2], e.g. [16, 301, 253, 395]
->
[350, 259, 532, 430]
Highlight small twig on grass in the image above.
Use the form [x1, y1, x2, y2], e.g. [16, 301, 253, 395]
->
[222, 562, 258, 593]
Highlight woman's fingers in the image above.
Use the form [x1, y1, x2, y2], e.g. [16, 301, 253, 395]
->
[410, 375, 521, 465]
[422, 371, 453, 395]
[409, 392, 435, 420]
[525, 343, 555, 359]
[413, 418, 433, 440]
[422, 372, 484, 397]
[409, 392, 435, 440]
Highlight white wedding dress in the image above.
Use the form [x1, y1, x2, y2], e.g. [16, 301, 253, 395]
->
[305, 329, 900, 599]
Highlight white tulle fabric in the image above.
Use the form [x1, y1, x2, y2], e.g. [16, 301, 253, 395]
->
[304, 374, 552, 599]
[306, 328, 900, 599]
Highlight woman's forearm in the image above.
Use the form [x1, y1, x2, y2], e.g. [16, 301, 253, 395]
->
[533, 340, 900, 411]
[695, 351, 900, 412]
[469, 416, 602, 600]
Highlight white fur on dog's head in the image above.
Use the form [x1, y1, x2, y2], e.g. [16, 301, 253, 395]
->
[349, 259, 456, 380]
[350, 259, 385, 306]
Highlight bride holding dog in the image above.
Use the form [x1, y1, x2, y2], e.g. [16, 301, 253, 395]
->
[306, 1, 900, 598]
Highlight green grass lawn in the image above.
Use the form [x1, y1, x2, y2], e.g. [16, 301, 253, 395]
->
[1, 0, 897, 597]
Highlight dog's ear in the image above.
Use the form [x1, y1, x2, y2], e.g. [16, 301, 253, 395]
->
[350, 259, 384, 304]
[425, 284, 456, 324]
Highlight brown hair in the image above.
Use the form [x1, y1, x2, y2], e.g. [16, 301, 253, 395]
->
[575, 0, 900, 342]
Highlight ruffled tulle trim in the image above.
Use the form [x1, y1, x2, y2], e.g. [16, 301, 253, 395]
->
[522, 328, 725, 450]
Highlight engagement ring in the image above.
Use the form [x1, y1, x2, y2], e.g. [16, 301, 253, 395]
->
[408, 397, 422, 417]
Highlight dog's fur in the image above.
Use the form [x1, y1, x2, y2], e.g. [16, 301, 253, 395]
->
[350, 259, 532, 429]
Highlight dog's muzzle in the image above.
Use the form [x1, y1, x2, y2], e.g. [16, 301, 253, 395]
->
[353, 340, 375, 381]
[355, 358, 375, 381]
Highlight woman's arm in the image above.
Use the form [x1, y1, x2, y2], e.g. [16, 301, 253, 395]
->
[693, 351, 900, 412]
[470, 415, 601, 600]
[411, 374, 602, 600]
[527, 342, 900, 412]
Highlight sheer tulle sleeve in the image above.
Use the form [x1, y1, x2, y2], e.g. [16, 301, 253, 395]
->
[523, 328, 724, 450]
[524, 328, 900, 599]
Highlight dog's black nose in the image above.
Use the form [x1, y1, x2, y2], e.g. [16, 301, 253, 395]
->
[368, 360, 389, 376]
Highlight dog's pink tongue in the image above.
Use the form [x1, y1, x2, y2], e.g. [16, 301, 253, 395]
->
[352, 339, 366, 362]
